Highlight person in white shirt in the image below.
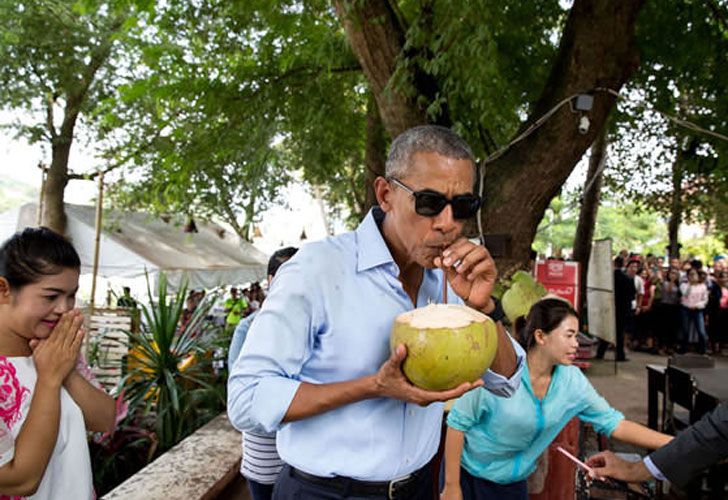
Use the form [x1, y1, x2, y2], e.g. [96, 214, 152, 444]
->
[679, 268, 709, 354]
[0, 228, 116, 499]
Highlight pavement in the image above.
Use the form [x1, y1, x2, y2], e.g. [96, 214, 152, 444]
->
[585, 348, 728, 456]
[586, 348, 728, 424]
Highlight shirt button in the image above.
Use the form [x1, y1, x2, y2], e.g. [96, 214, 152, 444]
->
[408, 409, 414, 416]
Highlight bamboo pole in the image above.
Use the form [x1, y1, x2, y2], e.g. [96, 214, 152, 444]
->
[89, 171, 105, 313]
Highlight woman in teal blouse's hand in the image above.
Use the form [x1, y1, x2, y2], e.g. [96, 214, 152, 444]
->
[441, 298, 672, 500]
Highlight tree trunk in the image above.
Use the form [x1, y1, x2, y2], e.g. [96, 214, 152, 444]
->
[41, 137, 71, 234]
[39, 18, 121, 235]
[667, 149, 684, 259]
[573, 126, 608, 316]
[334, 0, 428, 138]
[481, 0, 644, 272]
[241, 189, 258, 242]
[337, 0, 645, 272]
[363, 93, 387, 213]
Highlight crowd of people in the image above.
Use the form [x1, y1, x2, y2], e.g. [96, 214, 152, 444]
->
[603, 250, 728, 359]
[175, 282, 267, 333]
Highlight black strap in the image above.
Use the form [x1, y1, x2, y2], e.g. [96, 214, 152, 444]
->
[289, 465, 425, 498]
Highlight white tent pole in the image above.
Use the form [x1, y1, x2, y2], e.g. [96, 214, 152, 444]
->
[89, 171, 105, 313]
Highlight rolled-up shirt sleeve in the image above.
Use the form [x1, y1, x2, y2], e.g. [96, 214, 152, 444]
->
[480, 335, 525, 398]
[227, 253, 320, 434]
[575, 369, 624, 436]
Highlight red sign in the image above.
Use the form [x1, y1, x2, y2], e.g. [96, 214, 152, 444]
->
[534, 260, 580, 310]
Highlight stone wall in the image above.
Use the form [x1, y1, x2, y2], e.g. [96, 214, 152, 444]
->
[102, 413, 241, 500]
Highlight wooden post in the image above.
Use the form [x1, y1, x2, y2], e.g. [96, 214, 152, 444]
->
[89, 171, 105, 313]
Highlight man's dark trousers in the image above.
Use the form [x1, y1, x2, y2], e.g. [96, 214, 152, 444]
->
[272, 464, 434, 500]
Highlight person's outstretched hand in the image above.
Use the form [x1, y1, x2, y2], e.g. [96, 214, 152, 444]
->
[586, 451, 652, 483]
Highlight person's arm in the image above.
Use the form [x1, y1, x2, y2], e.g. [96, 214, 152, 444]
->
[63, 370, 115, 433]
[283, 344, 482, 422]
[696, 286, 709, 310]
[610, 420, 673, 450]
[634, 278, 644, 313]
[588, 403, 728, 486]
[648, 401, 728, 487]
[228, 315, 253, 369]
[228, 248, 484, 434]
[680, 283, 690, 306]
[441, 427, 465, 500]
[645, 284, 656, 310]
[0, 312, 84, 495]
[481, 302, 517, 379]
[478, 321, 524, 397]
[573, 368, 639, 444]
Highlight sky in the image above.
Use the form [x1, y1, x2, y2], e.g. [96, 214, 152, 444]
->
[0, 120, 98, 204]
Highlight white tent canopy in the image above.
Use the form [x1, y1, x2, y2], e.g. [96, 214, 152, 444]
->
[0, 203, 268, 290]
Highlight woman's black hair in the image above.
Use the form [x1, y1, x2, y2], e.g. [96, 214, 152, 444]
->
[0, 227, 81, 289]
[514, 298, 579, 351]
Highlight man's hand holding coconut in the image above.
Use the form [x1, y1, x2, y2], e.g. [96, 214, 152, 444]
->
[228, 125, 525, 500]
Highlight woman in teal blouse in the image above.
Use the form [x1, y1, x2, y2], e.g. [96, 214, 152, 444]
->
[441, 298, 672, 500]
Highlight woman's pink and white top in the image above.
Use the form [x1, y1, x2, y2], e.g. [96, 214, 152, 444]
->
[0, 355, 93, 500]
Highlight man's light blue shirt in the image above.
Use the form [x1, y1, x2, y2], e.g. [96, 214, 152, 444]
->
[227, 208, 524, 481]
[228, 310, 258, 371]
[643, 456, 665, 480]
[447, 363, 624, 484]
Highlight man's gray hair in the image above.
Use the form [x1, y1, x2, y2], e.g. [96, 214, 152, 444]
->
[385, 125, 476, 179]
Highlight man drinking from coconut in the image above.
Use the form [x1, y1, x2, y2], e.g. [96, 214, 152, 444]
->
[228, 125, 525, 500]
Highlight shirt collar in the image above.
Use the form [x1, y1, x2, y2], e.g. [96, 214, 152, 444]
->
[355, 207, 396, 273]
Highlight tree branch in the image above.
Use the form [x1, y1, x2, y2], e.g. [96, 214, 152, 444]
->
[45, 93, 58, 140]
[61, 16, 125, 138]
[230, 63, 362, 103]
[334, 0, 427, 137]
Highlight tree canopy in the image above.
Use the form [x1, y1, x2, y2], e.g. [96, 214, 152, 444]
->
[3, 0, 725, 264]
[606, 0, 728, 252]
[104, 0, 644, 264]
[0, 0, 146, 232]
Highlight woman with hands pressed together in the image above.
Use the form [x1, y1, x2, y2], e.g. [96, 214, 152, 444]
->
[0, 228, 115, 499]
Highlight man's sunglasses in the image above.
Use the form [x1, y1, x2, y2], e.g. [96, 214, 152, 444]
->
[388, 177, 481, 220]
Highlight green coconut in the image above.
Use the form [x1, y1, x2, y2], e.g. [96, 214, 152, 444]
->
[501, 271, 547, 324]
[390, 304, 498, 391]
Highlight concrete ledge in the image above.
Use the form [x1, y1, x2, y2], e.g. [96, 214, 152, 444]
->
[103, 413, 241, 500]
